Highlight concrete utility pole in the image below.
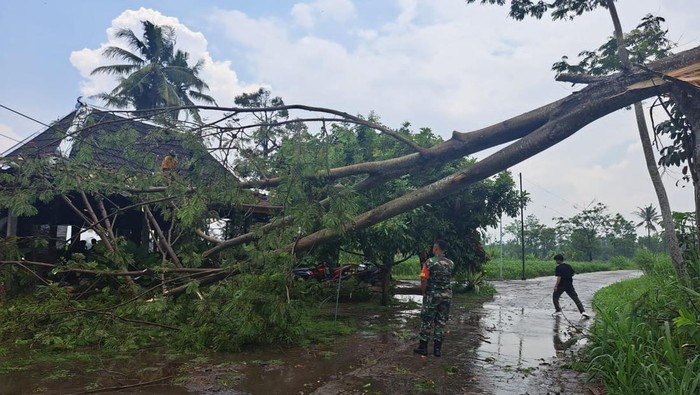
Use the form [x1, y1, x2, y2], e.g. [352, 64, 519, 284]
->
[520, 173, 525, 280]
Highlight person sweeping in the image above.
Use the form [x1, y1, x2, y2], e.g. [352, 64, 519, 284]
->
[552, 254, 589, 319]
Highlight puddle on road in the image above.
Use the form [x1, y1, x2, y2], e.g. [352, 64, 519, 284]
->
[477, 305, 586, 369]
[393, 294, 423, 324]
[470, 274, 622, 395]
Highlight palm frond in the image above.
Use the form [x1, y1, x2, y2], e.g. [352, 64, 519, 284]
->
[101, 46, 144, 65]
[114, 27, 147, 55]
[91, 63, 140, 76]
[89, 92, 131, 109]
[188, 90, 216, 105]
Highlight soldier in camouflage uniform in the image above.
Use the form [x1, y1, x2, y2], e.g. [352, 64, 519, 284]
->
[414, 239, 454, 357]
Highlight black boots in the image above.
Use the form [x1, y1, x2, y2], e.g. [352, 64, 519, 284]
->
[414, 340, 443, 356]
[413, 340, 428, 356]
[433, 340, 442, 357]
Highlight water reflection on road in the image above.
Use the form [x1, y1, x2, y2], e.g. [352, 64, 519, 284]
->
[0, 271, 642, 394]
[474, 270, 642, 394]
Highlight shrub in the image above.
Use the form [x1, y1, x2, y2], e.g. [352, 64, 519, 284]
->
[586, 264, 700, 394]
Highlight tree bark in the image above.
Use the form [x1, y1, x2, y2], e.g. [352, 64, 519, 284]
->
[176, 45, 700, 259]
[667, 83, 700, 251]
[605, 0, 687, 281]
[287, 47, 700, 253]
[380, 254, 393, 306]
[634, 102, 686, 278]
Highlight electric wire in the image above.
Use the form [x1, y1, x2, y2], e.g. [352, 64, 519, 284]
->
[0, 131, 21, 143]
[0, 103, 50, 127]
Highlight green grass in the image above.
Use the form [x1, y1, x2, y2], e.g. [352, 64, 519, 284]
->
[392, 257, 422, 280]
[584, 257, 700, 395]
[483, 257, 638, 280]
[393, 255, 639, 281]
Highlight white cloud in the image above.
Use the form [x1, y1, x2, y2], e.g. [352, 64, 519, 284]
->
[355, 29, 378, 41]
[394, 0, 418, 29]
[210, 9, 288, 50]
[291, 4, 315, 29]
[291, 0, 356, 29]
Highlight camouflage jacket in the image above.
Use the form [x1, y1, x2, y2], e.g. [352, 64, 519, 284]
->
[426, 255, 454, 296]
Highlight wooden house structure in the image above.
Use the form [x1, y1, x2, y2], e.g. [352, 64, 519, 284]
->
[0, 104, 272, 263]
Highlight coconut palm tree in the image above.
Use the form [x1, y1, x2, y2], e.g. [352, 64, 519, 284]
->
[91, 20, 215, 123]
[633, 204, 661, 249]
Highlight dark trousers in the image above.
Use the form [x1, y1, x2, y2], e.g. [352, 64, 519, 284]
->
[553, 284, 585, 313]
[419, 295, 450, 342]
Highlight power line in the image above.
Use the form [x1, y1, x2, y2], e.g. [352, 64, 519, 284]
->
[0, 131, 21, 143]
[541, 204, 569, 218]
[0, 103, 50, 127]
[518, 176, 579, 223]
[522, 176, 579, 209]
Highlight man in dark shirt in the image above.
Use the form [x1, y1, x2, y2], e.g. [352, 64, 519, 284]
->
[552, 254, 589, 319]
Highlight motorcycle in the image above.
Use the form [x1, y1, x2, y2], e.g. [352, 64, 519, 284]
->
[355, 260, 384, 285]
[291, 262, 356, 282]
[329, 263, 356, 281]
[291, 262, 328, 281]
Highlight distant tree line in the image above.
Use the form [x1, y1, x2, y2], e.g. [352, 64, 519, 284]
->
[490, 202, 672, 261]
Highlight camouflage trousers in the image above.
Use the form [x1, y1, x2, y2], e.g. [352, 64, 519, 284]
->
[418, 293, 451, 342]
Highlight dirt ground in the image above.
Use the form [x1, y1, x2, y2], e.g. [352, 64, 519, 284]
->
[0, 271, 639, 394]
[183, 271, 640, 395]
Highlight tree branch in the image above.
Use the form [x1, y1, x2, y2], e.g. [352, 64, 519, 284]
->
[144, 205, 183, 268]
[555, 73, 607, 84]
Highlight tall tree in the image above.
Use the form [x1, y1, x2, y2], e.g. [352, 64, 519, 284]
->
[556, 202, 612, 261]
[91, 20, 215, 123]
[226, 88, 293, 179]
[604, 213, 637, 258]
[633, 204, 660, 248]
[466, 0, 690, 281]
[505, 214, 557, 259]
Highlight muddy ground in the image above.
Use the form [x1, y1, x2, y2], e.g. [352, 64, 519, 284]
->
[0, 270, 640, 394]
[184, 270, 641, 395]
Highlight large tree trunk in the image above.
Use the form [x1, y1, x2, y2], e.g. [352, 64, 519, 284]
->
[379, 254, 393, 306]
[605, 0, 687, 281]
[288, 46, 700, 253]
[633, 102, 686, 278]
[667, 83, 700, 250]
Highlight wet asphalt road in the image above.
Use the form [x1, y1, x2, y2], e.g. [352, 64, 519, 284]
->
[310, 270, 642, 395]
[474, 270, 642, 394]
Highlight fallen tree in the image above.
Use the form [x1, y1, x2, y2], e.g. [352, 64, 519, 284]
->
[1, 45, 699, 296]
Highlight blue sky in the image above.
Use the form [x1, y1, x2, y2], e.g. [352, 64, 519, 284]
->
[1, 0, 699, 235]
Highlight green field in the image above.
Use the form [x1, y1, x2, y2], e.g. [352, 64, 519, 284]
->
[392, 256, 638, 281]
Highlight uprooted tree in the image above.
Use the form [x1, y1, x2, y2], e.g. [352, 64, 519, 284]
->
[2, 44, 700, 296]
[467, 0, 697, 287]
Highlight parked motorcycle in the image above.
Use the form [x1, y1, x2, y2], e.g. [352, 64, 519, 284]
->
[291, 262, 328, 281]
[355, 260, 384, 285]
[291, 262, 356, 282]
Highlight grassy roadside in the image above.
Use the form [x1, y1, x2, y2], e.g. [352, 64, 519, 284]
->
[583, 252, 700, 394]
[393, 256, 638, 281]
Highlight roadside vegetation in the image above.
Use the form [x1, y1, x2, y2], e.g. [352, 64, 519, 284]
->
[393, 255, 637, 281]
[585, 249, 700, 394]
[0, 268, 492, 379]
